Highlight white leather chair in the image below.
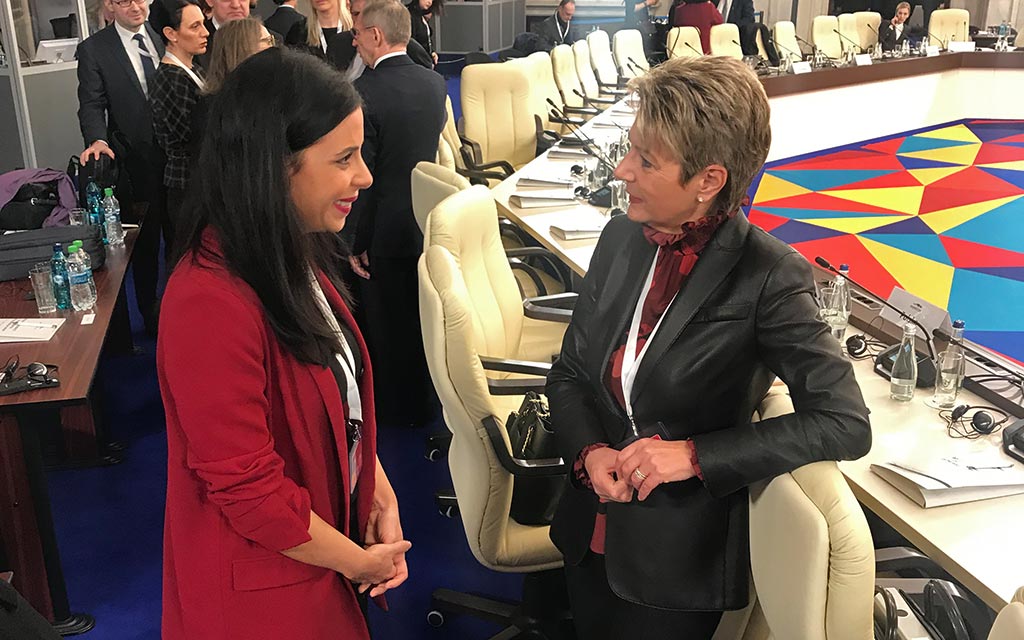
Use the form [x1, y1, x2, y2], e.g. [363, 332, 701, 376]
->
[853, 11, 881, 51]
[612, 28, 649, 78]
[551, 44, 613, 112]
[712, 388, 876, 640]
[928, 8, 970, 48]
[773, 20, 803, 62]
[666, 26, 703, 58]
[436, 96, 463, 172]
[812, 15, 843, 60]
[411, 161, 470, 237]
[989, 588, 1024, 640]
[1016, 30, 1024, 48]
[710, 23, 744, 59]
[573, 39, 625, 101]
[460, 62, 537, 180]
[838, 13, 861, 53]
[587, 29, 621, 89]
[510, 52, 574, 136]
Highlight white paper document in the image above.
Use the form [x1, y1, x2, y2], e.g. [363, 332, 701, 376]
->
[0, 318, 66, 343]
[547, 147, 591, 160]
[508, 189, 577, 209]
[550, 222, 606, 241]
[516, 175, 575, 188]
[871, 453, 1024, 508]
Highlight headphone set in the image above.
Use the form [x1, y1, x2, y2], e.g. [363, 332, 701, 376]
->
[939, 403, 1010, 439]
[845, 332, 887, 359]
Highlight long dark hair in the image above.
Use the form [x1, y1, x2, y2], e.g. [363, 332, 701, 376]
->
[174, 47, 362, 367]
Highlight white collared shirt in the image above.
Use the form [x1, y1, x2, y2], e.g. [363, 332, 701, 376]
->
[371, 50, 406, 69]
[211, 16, 224, 31]
[895, 23, 904, 39]
[114, 21, 158, 95]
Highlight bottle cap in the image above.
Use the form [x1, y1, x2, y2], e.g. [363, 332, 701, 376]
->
[104, 187, 113, 197]
[68, 245, 78, 253]
[952, 319, 965, 329]
[839, 263, 849, 271]
[904, 323, 917, 335]
[53, 243, 62, 252]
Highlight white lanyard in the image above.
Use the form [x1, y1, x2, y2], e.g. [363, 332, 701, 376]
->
[320, 21, 342, 54]
[620, 249, 677, 435]
[164, 52, 204, 89]
[556, 13, 570, 42]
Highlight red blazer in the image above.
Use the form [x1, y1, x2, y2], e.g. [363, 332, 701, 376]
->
[671, 1, 724, 53]
[157, 234, 378, 639]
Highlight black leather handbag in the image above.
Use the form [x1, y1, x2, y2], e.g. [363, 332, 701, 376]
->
[506, 392, 565, 526]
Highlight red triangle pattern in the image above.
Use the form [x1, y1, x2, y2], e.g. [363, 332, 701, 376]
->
[863, 137, 906, 155]
[790, 234, 902, 299]
[773, 149, 892, 171]
[939, 236, 1024, 268]
[775, 154, 905, 172]
[925, 165, 1021, 195]
[828, 170, 924, 190]
[996, 133, 1024, 144]
[974, 143, 1024, 165]
[747, 209, 790, 232]
[756, 191, 910, 215]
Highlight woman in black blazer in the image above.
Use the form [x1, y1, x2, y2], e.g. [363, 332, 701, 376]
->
[879, 1, 911, 51]
[546, 56, 871, 640]
[284, 0, 357, 72]
[406, 0, 442, 66]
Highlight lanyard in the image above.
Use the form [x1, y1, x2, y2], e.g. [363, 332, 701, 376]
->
[164, 52, 204, 89]
[555, 13, 570, 42]
[620, 249, 677, 436]
[320, 21, 342, 54]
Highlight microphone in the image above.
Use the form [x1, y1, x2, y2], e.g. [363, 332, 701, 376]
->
[924, 29, 946, 50]
[546, 99, 617, 172]
[767, 33, 802, 62]
[832, 28, 862, 53]
[814, 256, 936, 363]
[573, 90, 629, 128]
[685, 41, 704, 57]
[795, 32, 837, 66]
[626, 56, 646, 75]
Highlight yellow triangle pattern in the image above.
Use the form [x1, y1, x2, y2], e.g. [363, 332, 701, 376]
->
[753, 173, 811, 204]
[919, 195, 1023, 234]
[858, 237, 953, 309]
[976, 160, 1024, 171]
[908, 167, 966, 186]
[820, 186, 925, 215]
[899, 143, 981, 166]
[801, 216, 909, 234]
[914, 124, 981, 144]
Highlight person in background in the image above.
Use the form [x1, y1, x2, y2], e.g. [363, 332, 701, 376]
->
[265, 0, 305, 37]
[77, 0, 167, 336]
[405, 0, 441, 66]
[671, 0, 723, 53]
[150, 0, 208, 241]
[546, 56, 871, 640]
[189, 18, 274, 163]
[159, 47, 411, 639]
[718, 0, 753, 26]
[198, 0, 250, 67]
[879, 1, 911, 51]
[532, 0, 576, 50]
[347, 0, 446, 427]
[285, 0, 357, 73]
[624, 0, 658, 54]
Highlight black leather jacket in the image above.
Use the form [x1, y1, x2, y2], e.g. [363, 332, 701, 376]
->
[547, 213, 871, 611]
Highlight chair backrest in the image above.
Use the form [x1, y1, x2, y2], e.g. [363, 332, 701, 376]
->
[666, 26, 703, 58]
[741, 389, 876, 640]
[773, 20, 803, 62]
[837, 13, 860, 52]
[515, 52, 563, 132]
[551, 44, 585, 109]
[411, 161, 470, 238]
[812, 15, 842, 59]
[710, 23, 743, 59]
[573, 39, 602, 98]
[853, 11, 881, 50]
[461, 62, 537, 170]
[437, 96, 464, 172]
[587, 30, 619, 87]
[754, 27, 769, 59]
[1017, 29, 1024, 48]
[612, 28, 649, 77]
[989, 596, 1024, 640]
[928, 8, 969, 48]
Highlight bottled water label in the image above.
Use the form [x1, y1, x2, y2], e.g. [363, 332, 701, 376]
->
[889, 377, 916, 402]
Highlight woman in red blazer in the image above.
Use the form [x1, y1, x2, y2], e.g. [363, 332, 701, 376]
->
[671, 0, 724, 53]
[156, 48, 411, 639]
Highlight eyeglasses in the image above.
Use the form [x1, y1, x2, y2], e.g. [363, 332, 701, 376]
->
[350, 25, 378, 38]
[111, 0, 148, 6]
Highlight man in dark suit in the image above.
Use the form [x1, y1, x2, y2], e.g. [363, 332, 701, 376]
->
[719, 0, 754, 25]
[532, 0, 576, 50]
[77, 0, 167, 335]
[197, 0, 250, 68]
[347, 0, 446, 426]
[264, 0, 305, 37]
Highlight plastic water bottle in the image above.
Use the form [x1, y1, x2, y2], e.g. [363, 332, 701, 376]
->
[999, 20, 1009, 38]
[50, 243, 71, 310]
[102, 188, 124, 246]
[889, 323, 918, 402]
[71, 240, 98, 303]
[86, 180, 104, 228]
[67, 246, 96, 311]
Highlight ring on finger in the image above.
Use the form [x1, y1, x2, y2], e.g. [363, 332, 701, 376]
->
[633, 467, 647, 481]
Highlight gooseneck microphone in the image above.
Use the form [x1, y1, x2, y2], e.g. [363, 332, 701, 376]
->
[546, 98, 617, 173]
[767, 33, 803, 62]
[626, 56, 646, 75]
[572, 88, 618, 110]
[833, 28, 862, 53]
[685, 41, 704, 57]
[814, 256, 936, 362]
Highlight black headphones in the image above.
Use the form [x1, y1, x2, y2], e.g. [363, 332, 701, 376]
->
[941, 404, 1010, 438]
[845, 332, 886, 359]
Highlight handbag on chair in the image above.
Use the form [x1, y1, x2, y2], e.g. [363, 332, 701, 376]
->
[505, 392, 565, 526]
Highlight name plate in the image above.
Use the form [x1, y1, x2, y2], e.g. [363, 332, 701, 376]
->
[792, 61, 812, 74]
[854, 53, 873, 66]
[926, 45, 940, 57]
[948, 41, 976, 53]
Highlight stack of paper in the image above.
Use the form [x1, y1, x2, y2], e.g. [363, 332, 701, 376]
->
[550, 222, 606, 241]
[0, 318, 66, 343]
[547, 147, 591, 160]
[871, 453, 1024, 508]
[508, 189, 577, 209]
[516, 175, 574, 188]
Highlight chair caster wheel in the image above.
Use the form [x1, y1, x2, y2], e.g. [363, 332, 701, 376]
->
[427, 610, 445, 627]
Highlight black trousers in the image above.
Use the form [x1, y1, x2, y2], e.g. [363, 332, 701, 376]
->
[354, 255, 439, 427]
[565, 553, 723, 640]
[165, 186, 185, 257]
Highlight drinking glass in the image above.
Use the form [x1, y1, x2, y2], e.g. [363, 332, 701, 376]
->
[818, 286, 849, 342]
[926, 350, 965, 409]
[608, 180, 629, 213]
[28, 264, 57, 314]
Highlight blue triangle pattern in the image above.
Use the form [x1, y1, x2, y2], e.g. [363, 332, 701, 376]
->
[770, 170, 896, 191]
[949, 269, 1024, 331]
[863, 216, 934, 235]
[861, 233, 951, 265]
[979, 167, 1024, 190]
[769, 220, 846, 245]
[757, 207, 904, 220]
[962, 330, 1024, 364]
[897, 136, 973, 155]
[965, 123, 1024, 143]
[944, 197, 1024, 255]
[965, 266, 1024, 283]
[897, 156, 965, 170]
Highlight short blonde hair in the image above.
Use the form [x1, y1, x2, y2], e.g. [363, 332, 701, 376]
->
[628, 56, 771, 214]
[360, 0, 411, 47]
[895, 1, 910, 12]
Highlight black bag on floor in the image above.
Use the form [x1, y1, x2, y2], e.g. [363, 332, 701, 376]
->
[0, 225, 105, 282]
[506, 392, 566, 526]
[0, 181, 60, 231]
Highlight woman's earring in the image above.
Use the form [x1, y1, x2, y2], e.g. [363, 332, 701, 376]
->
[697, 196, 705, 203]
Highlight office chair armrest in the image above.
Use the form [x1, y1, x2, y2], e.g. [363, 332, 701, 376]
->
[480, 355, 551, 377]
[548, 115, 586, 128]
[585, 95, 617, 106]
[499, 218, 533, 246]
[482, 415, 568, 476]
[523, 293, 577, 323]
[505, 247, 575, 294]
[459, 167, 514, 186]
[599, 86, 629, 97]
[561, 105, 601, 116]
[876, 547, 948, 579]
[458, 134, 516, 178]
[875, 578, 988, 639]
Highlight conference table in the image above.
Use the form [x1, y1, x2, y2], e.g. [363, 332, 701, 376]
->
[0, 229, 138, 634]
[491, 51, 1024, 611]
